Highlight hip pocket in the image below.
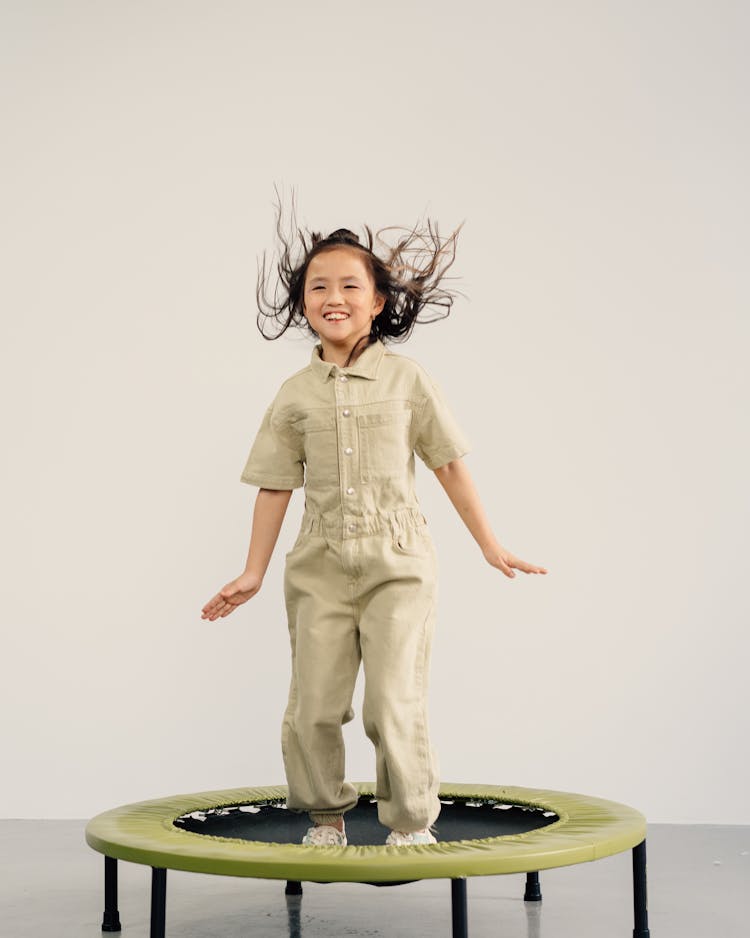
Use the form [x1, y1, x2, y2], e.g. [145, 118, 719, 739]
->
[392, 523, 432, 556]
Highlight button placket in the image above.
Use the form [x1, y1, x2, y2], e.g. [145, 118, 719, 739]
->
[334, 370, 358, 530]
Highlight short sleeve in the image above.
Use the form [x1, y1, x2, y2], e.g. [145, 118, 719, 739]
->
[239, 400, 305, 489]
[413, 376, 471, 470]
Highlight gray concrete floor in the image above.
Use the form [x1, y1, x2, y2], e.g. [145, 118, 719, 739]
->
[0, 821, 747, 936]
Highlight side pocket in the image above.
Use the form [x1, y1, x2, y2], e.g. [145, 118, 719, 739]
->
[392, 524, 431, 556]
[285, 529, 308, 560]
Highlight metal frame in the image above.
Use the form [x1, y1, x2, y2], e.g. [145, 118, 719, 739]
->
[99, 840, 650, 937]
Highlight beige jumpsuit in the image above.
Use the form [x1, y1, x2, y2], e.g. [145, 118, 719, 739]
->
[240, 339, 470, 832]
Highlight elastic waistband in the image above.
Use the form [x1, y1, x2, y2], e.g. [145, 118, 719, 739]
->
[299, 506, 427, 539]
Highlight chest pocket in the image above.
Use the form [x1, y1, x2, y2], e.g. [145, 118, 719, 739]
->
[293, 413, 339, 488]
[357, 410, 413, 482]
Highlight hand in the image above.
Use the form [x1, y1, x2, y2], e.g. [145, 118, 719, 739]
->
[483, 543, 548, 579]
[201, 572, 263, 621]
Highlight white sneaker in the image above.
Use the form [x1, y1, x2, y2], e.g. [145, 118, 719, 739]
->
[302, 823, 347, 846]
[385, 828, 437, 846]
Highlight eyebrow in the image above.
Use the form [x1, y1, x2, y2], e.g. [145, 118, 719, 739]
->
[308, 275, 362, 283]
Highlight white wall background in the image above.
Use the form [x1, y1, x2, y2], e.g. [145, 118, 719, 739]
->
[1, 1, 747, 824]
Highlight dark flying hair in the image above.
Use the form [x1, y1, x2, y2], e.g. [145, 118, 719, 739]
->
[255, 185, 466, 364]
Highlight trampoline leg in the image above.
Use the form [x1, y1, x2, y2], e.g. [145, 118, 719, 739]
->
[285, 880, 303, 895]
[285, 886, 303, 938]
[632, 839, 650, 938]
[524, 871, 542, 902]
[150, 867, 167, 938]
[451, 878, 468, 938]
[101, 856, 122, 931]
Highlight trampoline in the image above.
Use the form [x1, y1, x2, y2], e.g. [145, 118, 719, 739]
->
[85, 782, 650, 937]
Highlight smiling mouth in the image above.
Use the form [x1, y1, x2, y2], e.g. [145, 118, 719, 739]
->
[323, 312, 350, 321]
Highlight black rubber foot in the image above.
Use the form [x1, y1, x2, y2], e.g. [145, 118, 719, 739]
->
[634, 931, 651, 938]
[101, 911, 122, 931]
[524, 872, 542, 902]
[285, 880, 303, 895]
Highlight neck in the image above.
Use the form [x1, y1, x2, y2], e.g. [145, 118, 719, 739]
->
[319, 335, 372, 367]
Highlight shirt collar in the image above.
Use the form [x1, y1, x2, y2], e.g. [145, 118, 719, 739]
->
[309, 338, 385, 381]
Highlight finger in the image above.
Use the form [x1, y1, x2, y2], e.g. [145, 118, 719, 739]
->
[204, 598, 229, 620]
[203, 593, 226, 612]
[523, 563, 548, 574]
[510, 557, 547, 575]
[210, 594, 247, 620]
[493, 556, 515, 578]
[220, 597, 244, 616]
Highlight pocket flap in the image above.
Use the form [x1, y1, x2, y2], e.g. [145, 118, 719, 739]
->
[357, 410, 412, 429]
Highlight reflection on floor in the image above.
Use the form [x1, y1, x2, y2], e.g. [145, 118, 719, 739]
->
[0, 821, 747, 936]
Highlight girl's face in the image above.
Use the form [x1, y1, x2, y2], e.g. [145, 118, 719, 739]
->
[302, 247, 385, 360]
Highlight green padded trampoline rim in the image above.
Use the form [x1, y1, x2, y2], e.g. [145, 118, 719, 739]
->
[85, 782, 647, 882]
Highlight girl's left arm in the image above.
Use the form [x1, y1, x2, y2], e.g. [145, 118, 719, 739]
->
[433, 458, 548, 578]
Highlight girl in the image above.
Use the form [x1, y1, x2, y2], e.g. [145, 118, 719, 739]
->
[201, 198, 547, 847]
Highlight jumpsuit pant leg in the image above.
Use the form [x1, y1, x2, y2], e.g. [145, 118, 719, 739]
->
[282, 530, 360, 819]
[358, 519, 441, 833]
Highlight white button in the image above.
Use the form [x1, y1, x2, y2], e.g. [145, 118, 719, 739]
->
[346, 487, 355, 495]
[342, 409, 351, 417]
[347, 523, 356, 532]
[344, 447, 353, 455]
[339, 375, 349, 382]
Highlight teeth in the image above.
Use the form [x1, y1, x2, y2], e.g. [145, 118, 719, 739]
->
[324, 313, 348, 321]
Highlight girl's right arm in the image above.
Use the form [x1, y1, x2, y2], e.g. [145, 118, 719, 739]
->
[201, 487, 293, 622]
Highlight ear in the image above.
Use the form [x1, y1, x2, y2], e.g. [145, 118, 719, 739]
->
[372, 293, 386, 318]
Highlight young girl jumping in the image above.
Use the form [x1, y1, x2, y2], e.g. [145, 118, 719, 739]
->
[201, 196, 547, 847]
